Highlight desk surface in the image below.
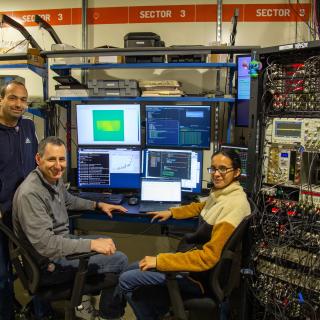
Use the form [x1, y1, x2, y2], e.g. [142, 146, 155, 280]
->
[81, 206, 198, 228]
[73, 193, 199, 228]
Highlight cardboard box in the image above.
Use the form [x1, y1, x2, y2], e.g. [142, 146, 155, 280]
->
[51, 43, 81, 64]
[0, 48, 45, 67]
[209, 43, 228, 63]
[94, 56, 123, 64]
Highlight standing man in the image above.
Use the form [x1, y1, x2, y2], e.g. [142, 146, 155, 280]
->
[0, 80, 38, 320]
[13, 136, 128, 320]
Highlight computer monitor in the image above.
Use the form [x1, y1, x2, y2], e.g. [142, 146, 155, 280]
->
[220, 144, 248, 177]
[235, 55, 251, 127]
[76, 104, 141, 146]
[77, 147, 141, 189]
[143, 148, 203, 193]
[145, 105, 211, 149]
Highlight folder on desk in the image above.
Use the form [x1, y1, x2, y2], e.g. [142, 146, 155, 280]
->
[139, 178, 181, 213]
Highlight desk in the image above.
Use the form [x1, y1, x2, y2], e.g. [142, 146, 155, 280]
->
[71, 204, 198, 236]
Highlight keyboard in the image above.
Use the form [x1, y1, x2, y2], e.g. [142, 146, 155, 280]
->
[78, 192, 124, 205]
[139, 202, 180, 213]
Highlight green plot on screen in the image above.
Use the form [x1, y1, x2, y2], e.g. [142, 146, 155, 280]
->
[93, 110, 124, 142]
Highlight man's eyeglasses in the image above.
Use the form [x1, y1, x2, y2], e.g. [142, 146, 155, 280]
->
[207, 166, 234, 174]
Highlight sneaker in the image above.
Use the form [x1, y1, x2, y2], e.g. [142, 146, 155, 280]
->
[75, 295, 97, 320]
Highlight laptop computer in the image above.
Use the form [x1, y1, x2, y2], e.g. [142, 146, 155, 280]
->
[139, 178, 182, 213]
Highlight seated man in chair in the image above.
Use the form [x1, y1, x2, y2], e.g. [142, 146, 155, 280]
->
[12, 136, 128, 320]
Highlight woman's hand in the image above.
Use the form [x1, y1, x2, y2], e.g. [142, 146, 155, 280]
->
[146, 210, 172, 222]
[98, 202, 128, 218]
[139, 256, 157, 271]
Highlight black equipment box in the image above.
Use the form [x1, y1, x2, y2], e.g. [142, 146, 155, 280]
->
[124, 32, 164, 48]
[124, 32, 165, 63]
[167, 45, 208, 63]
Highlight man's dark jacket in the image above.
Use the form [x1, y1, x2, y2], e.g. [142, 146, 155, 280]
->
[0, 117, 37, 220]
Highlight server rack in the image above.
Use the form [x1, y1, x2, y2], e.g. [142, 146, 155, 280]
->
[247, 40, 320, 320]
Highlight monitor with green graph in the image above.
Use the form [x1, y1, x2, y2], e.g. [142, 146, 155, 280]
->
[76, 104, 141, 146]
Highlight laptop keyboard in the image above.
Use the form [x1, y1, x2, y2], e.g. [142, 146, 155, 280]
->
[78, 192, 124, 205]
[139, 202, 180, 213]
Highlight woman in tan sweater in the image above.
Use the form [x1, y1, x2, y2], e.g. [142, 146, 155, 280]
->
[119, 149, 250, 320]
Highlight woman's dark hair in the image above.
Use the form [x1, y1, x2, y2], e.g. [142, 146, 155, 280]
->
[211, 149, 242, 171]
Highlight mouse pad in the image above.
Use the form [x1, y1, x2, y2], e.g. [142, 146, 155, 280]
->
[122, 202, 141, 214]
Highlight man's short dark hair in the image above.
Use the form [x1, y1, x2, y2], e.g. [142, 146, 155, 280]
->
[0, 80, 26, 98]
[38, 136, 66, 157]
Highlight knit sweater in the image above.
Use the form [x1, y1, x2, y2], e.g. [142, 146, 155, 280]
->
[156, 182, 250, 273]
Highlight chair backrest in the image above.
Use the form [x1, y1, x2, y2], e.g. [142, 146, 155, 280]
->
[0, 212, 41, 294]
[209, 212, 255, 303]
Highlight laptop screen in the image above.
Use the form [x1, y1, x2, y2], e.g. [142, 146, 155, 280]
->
[141, 179, 181, 202]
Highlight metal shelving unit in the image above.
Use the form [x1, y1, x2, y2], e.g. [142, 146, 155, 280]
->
[51, 96, 235, 102]
[44, 45, 255, 177]
[0, 63, 46, 78]
[50, 62, 237, 71]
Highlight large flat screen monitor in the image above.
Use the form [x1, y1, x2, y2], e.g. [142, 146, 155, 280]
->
[143, 148, 203, 193]
[236, 55, 251, 127]
[77, 147, 141, 189]
[76, 104, 141, 146]
[145, 105, 211, 149]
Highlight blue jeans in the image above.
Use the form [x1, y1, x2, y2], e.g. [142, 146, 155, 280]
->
[41, 236, 128, 319]
[0, 230, 14, 320]
[119, 262, 203, 320]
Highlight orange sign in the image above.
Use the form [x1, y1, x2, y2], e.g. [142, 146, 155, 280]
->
[1, 3, 310, 26]
[195, 4, 216, 22]
[88, 7, 128, 24]
[129, 5, 195, 23]
[11, 9, 72, 26]
[243, 3, 309, 22]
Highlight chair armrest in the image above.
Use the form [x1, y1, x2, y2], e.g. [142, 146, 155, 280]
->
[150, 269, 190, 277]
[161, 271, 189, 320]
[65, 251, 97, 261]
[165, 271, 190, 277]
[69, 214, 83, 220]
[66, 251, 98, 309]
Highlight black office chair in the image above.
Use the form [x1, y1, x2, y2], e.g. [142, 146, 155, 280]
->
[0, 211, 118, 320]
[165, 212, 255, 320]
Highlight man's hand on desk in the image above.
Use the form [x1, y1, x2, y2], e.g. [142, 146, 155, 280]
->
[90, 238, 116, 255]
[96, 202, 128, 218]
[139, 256, 157, 271]
[147, 210, 172, 222]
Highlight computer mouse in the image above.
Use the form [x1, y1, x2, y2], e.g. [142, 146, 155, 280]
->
[128, 197, 139, 205]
